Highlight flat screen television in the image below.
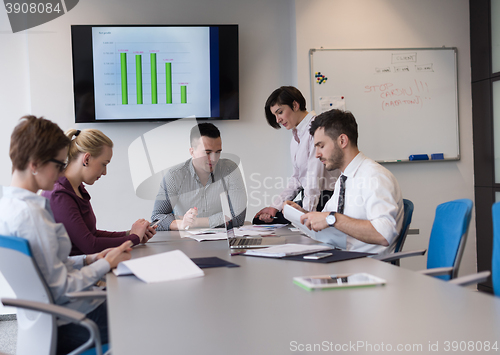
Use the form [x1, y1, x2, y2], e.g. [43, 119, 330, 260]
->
[71, 24, 239, 123]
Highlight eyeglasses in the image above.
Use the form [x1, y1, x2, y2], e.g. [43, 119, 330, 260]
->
[48, 158, 67, 173]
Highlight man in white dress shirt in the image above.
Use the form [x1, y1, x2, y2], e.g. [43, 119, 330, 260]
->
[289, 109, 404, 255]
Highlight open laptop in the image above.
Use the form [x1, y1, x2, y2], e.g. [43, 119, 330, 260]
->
[220, 192, 286, 248]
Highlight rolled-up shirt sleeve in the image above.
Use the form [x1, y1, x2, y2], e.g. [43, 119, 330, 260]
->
[365, 174, 402, 245]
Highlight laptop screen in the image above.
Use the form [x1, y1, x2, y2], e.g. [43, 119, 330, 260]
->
[220, 192, 236, 241]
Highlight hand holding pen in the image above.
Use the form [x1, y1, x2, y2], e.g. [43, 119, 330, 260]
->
[182, 207, 198, 230]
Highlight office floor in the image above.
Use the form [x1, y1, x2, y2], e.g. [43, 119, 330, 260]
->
[0, 315, 16, 355]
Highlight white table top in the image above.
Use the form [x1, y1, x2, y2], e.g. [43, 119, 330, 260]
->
[107, 229, 500, 355]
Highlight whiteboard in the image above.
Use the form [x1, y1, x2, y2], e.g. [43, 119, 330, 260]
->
[310, 48, 459, 162]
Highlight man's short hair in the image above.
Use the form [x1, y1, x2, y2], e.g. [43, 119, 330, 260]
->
[190, 123, 221, 147]
[309, 109, 358, 147]
[264, 86, 307, 129]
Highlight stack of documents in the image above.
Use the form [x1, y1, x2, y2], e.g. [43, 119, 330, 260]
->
[183, 228, 228, 241]
[113, 250, 204, 283]
[243, 244, 332, 258]
[183, 227, 279, 242]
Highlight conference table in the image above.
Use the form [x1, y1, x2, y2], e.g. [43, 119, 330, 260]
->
[107, 227, 500, 355]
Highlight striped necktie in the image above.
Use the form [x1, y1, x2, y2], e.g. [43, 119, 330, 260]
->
[337, 175, 347, 214]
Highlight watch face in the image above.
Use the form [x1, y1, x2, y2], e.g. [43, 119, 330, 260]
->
[326, 214, 336, 226]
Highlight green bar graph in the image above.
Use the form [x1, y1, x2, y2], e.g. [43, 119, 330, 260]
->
[150, 53, 157, 104]
[165, 62, 172, 104]
[181, 85, 187, 104]
[136, 55, 143, 104]
[120, 53, 128, 105]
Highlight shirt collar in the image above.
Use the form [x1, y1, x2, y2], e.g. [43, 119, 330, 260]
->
[342, 152, 366, 178]
[188, 158, 217, 185]
[295, 111, 316, 137]
[2, 186, 49, 209]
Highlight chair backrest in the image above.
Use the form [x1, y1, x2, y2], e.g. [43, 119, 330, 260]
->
[426, 199, 473, 280]
[491, 202, 500, 296]
[395, 199, 414, 253]
[0, 235, 57, 355]
[391, 199, 414, 266]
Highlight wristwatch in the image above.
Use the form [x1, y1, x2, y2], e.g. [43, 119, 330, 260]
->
[326, 211, 336, 227]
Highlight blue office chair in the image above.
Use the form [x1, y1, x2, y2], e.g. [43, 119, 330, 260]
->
[0, 235, 109, 355]
[391, 199, 414, 266]
[377, 199, 473, 281]
[491, 202, 500, 296]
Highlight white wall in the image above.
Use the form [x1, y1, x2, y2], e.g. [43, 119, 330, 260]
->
[295, 0, 475, 274]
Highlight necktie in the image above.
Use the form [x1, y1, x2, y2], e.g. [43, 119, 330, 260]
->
[337, 175, 347, 214]
[292, 128, 300, 144]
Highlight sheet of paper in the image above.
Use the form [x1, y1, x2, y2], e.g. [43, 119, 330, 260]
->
[113, 250, 204, 283]
[318, 96, 346, 113]
[244, 244, 332, 258]
[239, 224, 288, 231]
[183, 226, 279, 241]
[186, 233, 228, 242]
[185, 228, 225, 235]
[235, 230, 274, 237]
[181, 228, 227, 241]
[283, 204, 346, 249]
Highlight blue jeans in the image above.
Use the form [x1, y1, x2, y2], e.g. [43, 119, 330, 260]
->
[57, 302, 108, 355]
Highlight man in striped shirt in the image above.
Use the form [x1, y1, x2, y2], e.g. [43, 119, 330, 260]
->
[151, 123, 247, 230]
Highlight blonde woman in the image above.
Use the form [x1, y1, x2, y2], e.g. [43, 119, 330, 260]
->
[42, 128, 154, 255]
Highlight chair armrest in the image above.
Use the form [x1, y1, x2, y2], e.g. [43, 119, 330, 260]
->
[2, 297, 106, 355]
[418, 267, 453, 277]
[66, 290, 107, 300]
[448, 271, 491, 287]
[1, 298, 86, 323]
[373, 249, 427, 262]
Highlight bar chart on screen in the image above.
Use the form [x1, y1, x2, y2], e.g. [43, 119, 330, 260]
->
[92, 27, 212, 120]
[116, 46, 189, 105]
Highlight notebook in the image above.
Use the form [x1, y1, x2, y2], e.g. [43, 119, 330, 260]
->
[220, 192, 286, 248]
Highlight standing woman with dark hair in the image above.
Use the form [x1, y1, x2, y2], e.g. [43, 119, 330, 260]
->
[42, 128, 154, 255]
[0, 115, 133, 353]
[253, 86, 339, 224]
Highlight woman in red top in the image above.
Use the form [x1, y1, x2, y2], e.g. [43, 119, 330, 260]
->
[43, 128, 155, 255]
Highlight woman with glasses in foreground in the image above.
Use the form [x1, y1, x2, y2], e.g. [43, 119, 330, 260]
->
[0, 115, 133, 353]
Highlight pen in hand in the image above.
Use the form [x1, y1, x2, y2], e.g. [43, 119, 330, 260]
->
[183, 207, 197, 231]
